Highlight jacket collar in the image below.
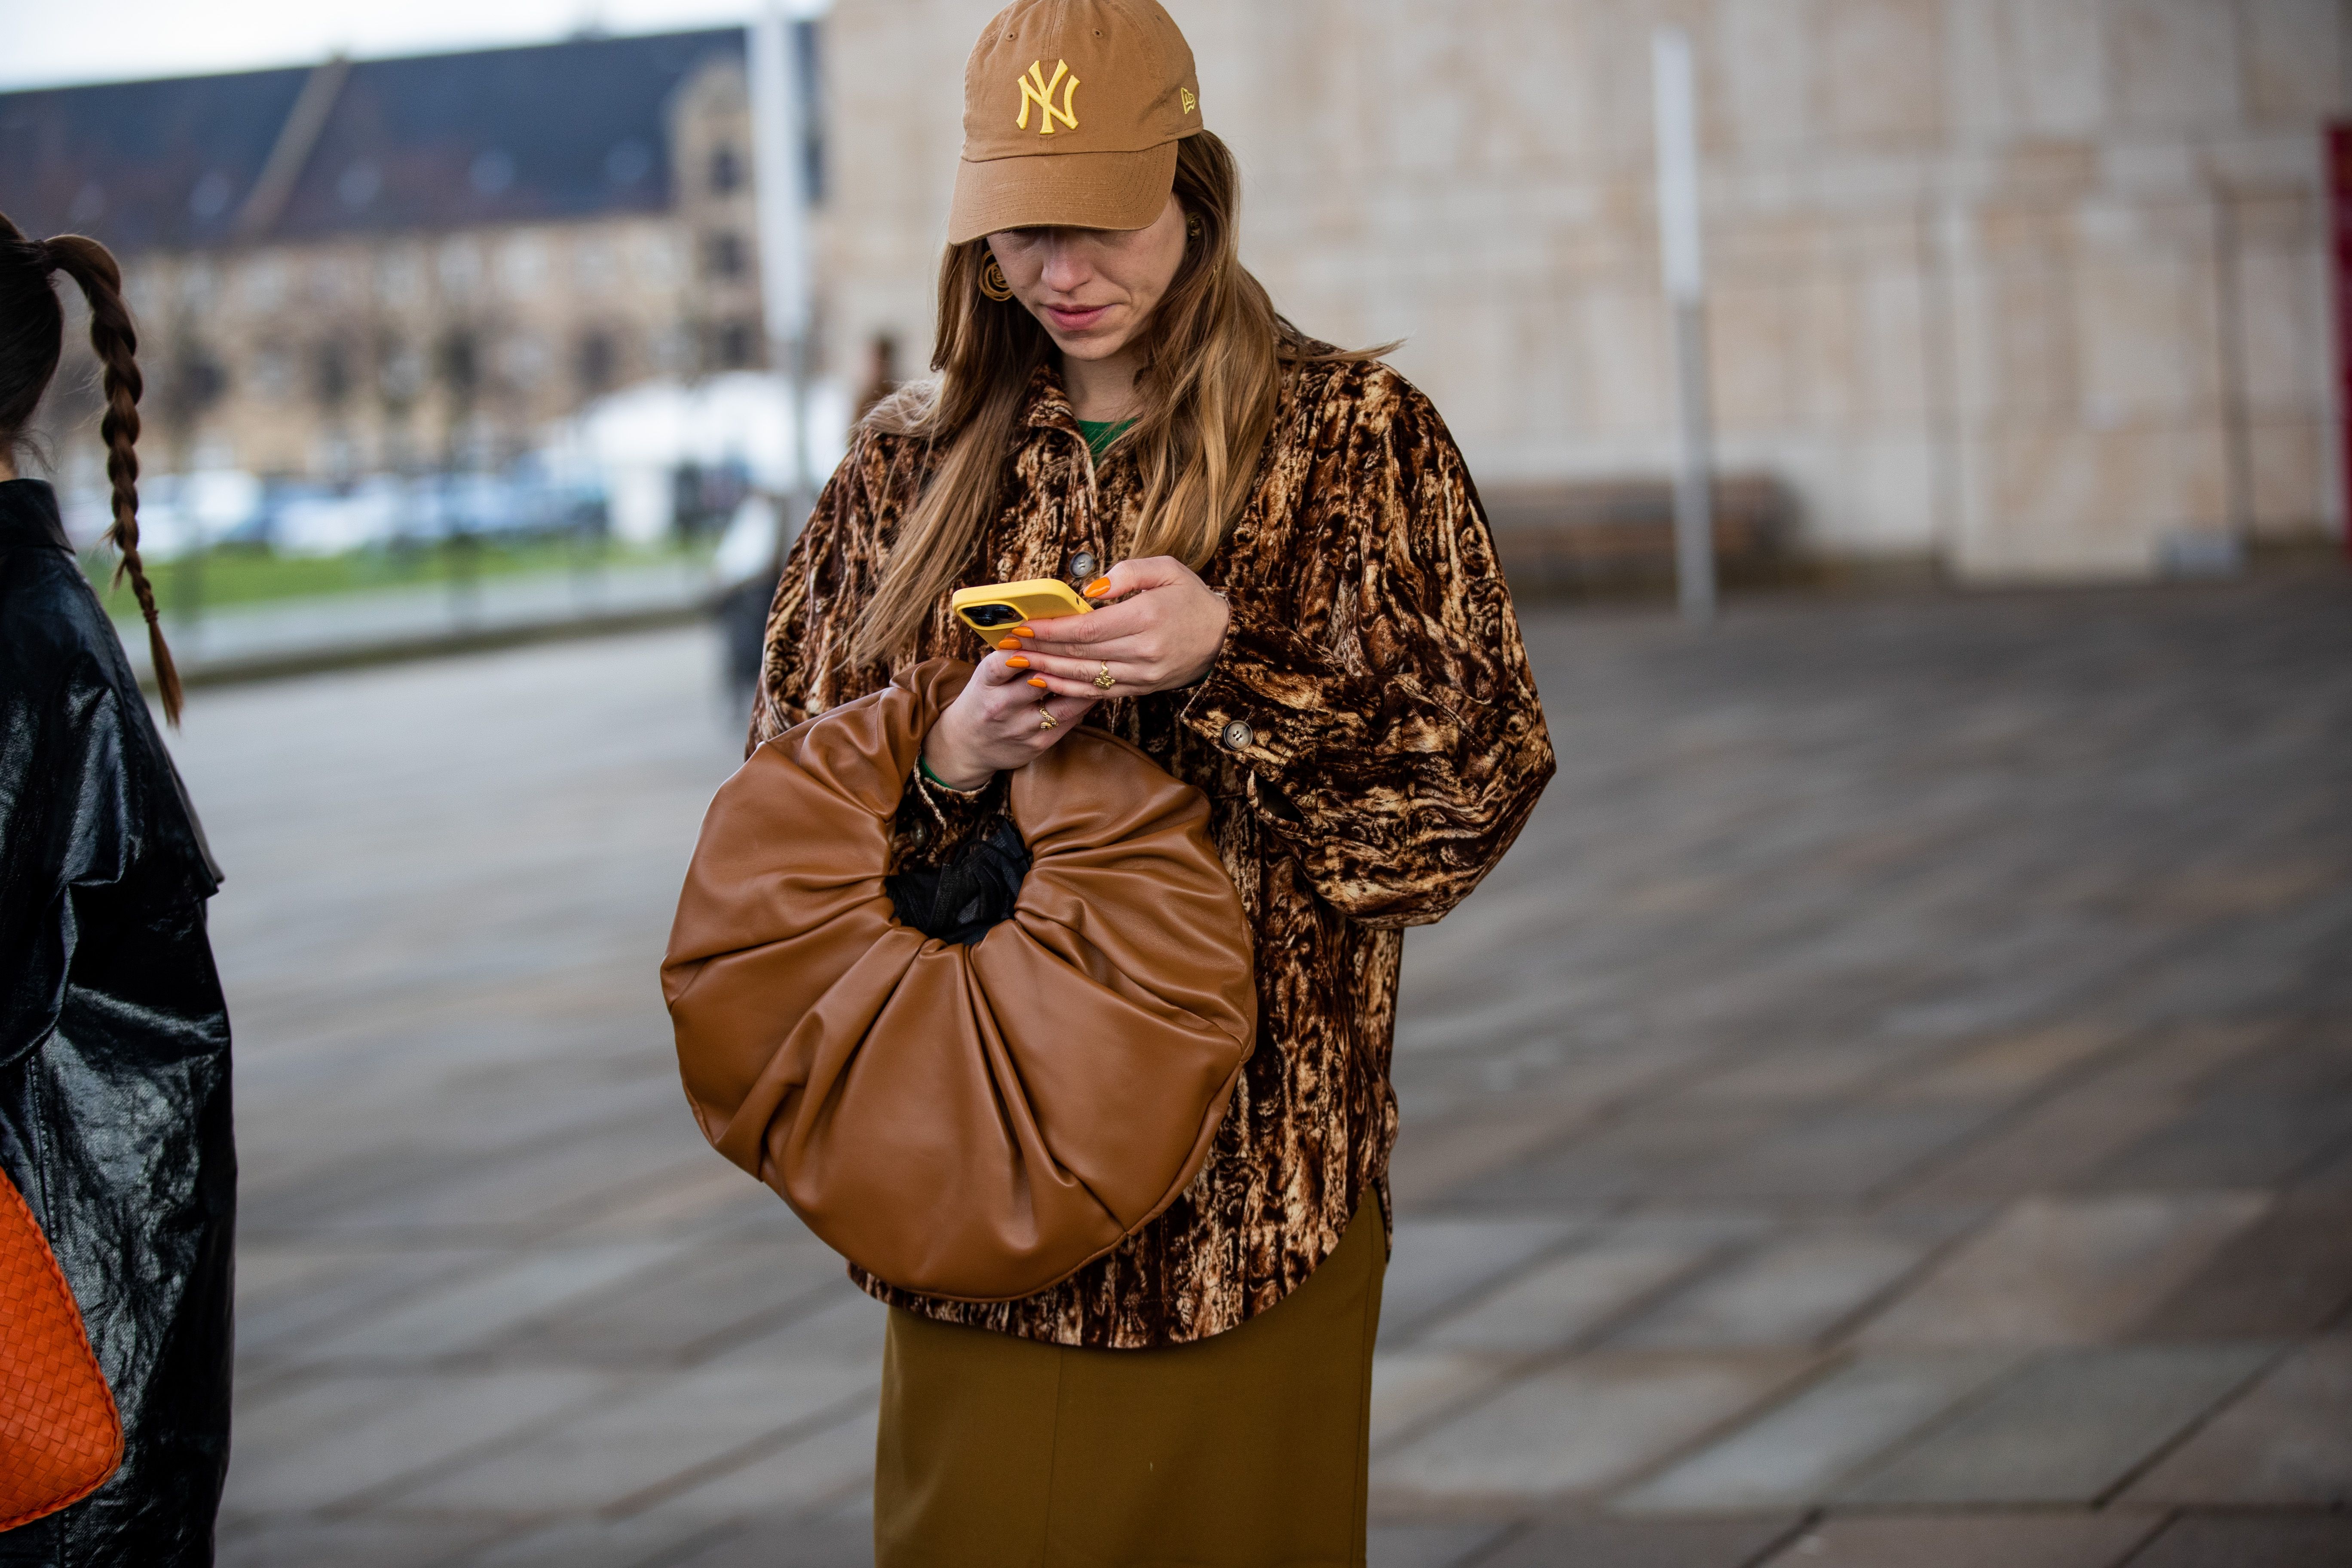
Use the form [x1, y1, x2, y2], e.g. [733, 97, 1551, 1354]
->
[0, 478, 73, 555]
[1018, 361, 1085, 438]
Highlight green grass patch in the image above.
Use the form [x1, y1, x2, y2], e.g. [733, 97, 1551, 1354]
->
[86, 536, 714, 617]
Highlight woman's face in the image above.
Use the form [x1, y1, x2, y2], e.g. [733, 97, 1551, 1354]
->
[988, 196, 1188, 363]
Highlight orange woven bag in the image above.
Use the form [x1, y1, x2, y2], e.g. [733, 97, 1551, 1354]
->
[0, 1165, 121, 1529]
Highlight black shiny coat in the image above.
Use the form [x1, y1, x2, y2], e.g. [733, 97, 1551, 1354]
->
[0, 481, 234, 1566]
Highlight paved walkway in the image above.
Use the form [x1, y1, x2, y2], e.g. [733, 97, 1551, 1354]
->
[174, 574, 2352, 1568]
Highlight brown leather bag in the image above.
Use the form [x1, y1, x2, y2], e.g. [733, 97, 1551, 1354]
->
[0, 1166, 123, 1530]
[664, 660, 1256, 1301]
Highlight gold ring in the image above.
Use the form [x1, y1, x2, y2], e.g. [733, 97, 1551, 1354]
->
[1038, 704, 1058, 731]
[1094, 662, 1116, 691]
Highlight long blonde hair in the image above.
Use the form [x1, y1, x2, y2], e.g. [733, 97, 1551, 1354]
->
[850, 131, 1362, 665]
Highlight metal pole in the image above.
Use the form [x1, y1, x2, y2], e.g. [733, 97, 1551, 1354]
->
[2211, 185, 2254, 553]
[2330, 123, 2352, 559]
[751, 3, 818, 543]
[1652, 27, 1716, 623]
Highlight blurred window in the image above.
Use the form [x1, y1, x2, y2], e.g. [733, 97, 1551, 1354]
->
[315, 342, 350, 408]
[710, 145, 743, 193]
[161, 344, 227, 423]
[378, 338, 423, 404]
[377, 248, 424, 308]
[718, 321, 756, 369]
[440, 332, 479, 403]
[309, 257, 356, 307]
[574, 238, 619, 295]
[499, 235, 548, 295]
[706, 231, 747, 279]
[438, 239, 484, 299]
[241, 259, 285, 312]
[188, 354, 228, 409]
[501, 333, 550, 389]
[124, 264, 162, 316]
[254, 345, 294, 401]
[578, 331, 618, 393]
[635, 230, 683, 285]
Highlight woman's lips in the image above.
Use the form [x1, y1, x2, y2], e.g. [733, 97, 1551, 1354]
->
[1043, 303, 1112, 331]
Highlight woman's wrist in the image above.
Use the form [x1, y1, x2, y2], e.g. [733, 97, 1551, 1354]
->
[921, 723, 995, 793]
[918, 755, 990, 795]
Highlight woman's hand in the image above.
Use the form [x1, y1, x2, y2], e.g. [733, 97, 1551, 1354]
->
[922, 649, 1100, 790]
[1014, 557, 1230, 701]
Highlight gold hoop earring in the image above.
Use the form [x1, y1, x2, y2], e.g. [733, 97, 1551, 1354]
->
[979, 258, 1015, 302]
[1185, 215, 1203, 242]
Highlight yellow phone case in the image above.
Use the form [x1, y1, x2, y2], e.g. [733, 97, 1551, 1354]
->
[952, 579, 1093, 638]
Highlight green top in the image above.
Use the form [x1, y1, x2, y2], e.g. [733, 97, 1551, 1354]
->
[1078, 417, 1135, 460]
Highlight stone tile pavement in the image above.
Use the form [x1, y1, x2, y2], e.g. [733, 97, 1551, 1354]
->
[168, 573, 2352, 1567]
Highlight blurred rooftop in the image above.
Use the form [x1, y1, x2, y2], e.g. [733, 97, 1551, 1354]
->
[177, 565, 2352, 1568]
[0, 30, 747, 251]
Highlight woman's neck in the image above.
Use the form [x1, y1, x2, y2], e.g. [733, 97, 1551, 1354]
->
[1060, 346, 1145, 424]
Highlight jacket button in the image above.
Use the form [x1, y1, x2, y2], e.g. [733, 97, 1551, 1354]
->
[1070, 551, 1096, 580]
[1221, 721, 1254, 751]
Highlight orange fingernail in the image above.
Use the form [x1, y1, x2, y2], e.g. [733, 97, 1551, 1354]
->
[1084, 577, 1112, 597]
[997, 638, 1023, 650]
[1007, 655, 1031, 669]
[1027, 676, 1048, 688]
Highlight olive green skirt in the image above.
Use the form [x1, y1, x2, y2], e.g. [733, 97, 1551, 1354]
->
[873, 1200, 1387, 1568]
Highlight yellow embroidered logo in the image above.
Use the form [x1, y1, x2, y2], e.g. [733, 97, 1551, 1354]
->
[1017, 59, 1081, 135]
[1181, 88, 1197, 114]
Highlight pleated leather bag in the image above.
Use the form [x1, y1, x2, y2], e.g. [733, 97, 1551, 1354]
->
[663, 660, 1256, 1301]
[0, 1166, 122, 1530]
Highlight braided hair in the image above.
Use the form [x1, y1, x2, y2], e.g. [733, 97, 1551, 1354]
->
[0, 212, 181, 723]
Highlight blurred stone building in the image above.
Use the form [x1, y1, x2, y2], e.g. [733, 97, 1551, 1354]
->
[825, 0, 2352, 581]
[0, 28, 794, 491]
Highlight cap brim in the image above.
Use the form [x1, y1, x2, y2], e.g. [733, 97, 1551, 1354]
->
[946, 141, 1179, 245]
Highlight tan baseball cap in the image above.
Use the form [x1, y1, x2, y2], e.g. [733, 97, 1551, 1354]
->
[946, 0, 1204, 245]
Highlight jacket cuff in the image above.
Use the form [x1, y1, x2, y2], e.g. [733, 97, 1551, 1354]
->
[893, 764, 1008, 868]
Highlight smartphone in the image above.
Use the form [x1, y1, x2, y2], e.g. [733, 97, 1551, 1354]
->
[951, 578, 1093, 639]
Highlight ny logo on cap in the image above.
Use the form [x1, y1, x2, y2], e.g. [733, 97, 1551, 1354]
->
[1017, 59, 1081, 135]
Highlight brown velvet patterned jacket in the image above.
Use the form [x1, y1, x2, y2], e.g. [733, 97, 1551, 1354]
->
[750, 355, 1554, 1348]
